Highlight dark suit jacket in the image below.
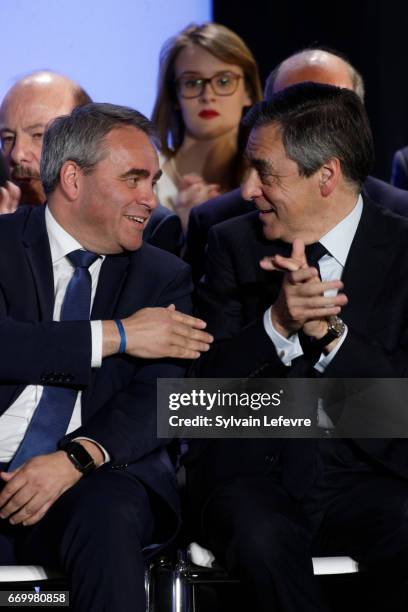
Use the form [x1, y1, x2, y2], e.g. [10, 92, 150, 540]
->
[391, 145, 408, 191]
[185, 177, 408, 283]
[144, 203, 183, 255]
[0, 205, 192, 541]
[188, 198, 408, 503]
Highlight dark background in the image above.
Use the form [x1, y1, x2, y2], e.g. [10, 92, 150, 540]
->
[213, 0, 408, 181]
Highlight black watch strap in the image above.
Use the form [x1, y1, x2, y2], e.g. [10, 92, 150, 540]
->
[311, 316, 346, 351]
[62, 441, 95, 475]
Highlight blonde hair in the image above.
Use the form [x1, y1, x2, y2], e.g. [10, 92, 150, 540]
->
[151, 22, 262, 159]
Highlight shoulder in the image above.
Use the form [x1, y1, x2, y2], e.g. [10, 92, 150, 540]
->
[0, 205, 40, 241]
[363, 194, 408, 238]
[363, 176, 408, 216]
[209, 210, 260, 242]
[129, 241, 190, 279]
[190, 188, 252, 228]
[394, 146, 408, 162]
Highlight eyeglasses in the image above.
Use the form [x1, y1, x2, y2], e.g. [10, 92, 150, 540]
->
[175, 71, 244, 99]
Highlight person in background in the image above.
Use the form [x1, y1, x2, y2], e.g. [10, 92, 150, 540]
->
[185, 48, 408, 282]
[151, 22, 262, 230]
[0, 70, 183, 254]
[391, 144, 408, 190]
[0, 70, 91, 209]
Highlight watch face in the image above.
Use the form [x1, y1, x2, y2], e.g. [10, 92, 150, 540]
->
[327, 316, 345, 337]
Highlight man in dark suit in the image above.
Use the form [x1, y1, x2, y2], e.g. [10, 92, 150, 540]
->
[0, 103, 213, 612]
[0, 70, 183, 254]
[185, 48, 408, 282]
[189, 84, 408, 612]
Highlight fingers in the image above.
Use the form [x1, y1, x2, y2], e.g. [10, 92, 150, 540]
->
[6, 493, 54, 526]
[6, 181, 21, 202]
[170, 309, 210, 330]
[260, 255, 314, 273]
[291, 238, 307, 266]
[169, 322, 213, 352]
[0, 181, 21, 214]
[21, 500, 54, 527]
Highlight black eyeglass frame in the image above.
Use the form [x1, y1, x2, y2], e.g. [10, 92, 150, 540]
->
[175, 72, 244, 99]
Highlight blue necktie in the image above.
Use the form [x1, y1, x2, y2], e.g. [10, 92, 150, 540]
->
[9, 249, 99, 470]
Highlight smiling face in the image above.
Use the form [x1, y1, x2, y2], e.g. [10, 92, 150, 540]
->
[0, 80, 77, 205]
[174, 44, 252, 142]
[242, 123, 324, 243]
[55, 126, 161, 254]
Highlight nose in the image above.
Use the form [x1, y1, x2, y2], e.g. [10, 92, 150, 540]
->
[139, 185, 158, 212]
[241, 168, 262, 201]
[199, 81, 216, 102]
[8, 134, 33, 166]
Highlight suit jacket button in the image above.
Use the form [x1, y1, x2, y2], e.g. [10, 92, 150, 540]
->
[265, 455, 275, 463]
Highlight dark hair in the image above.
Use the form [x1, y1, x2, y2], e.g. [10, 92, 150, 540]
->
[41, 102, 156, 195]
[151, 22, 262, 159]
[73, 85, 93, 107]
[264, 47, 365, 102]
[244, 82, 374, 189]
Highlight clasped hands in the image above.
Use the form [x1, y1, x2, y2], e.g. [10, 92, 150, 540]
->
[260, 239, 348, 348]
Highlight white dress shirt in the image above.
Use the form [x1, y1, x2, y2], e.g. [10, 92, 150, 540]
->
[263, 195, 363, 373]
[0, 207, 104, 462]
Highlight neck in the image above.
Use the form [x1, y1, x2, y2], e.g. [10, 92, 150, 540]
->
[301, 191, 360, 244]
[173, 129, 240, 189]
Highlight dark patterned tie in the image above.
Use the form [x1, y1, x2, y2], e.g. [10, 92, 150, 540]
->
[305, 242, 329, 279]
[9, 249, 99, 470]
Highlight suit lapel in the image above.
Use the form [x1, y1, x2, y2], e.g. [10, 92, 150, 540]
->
[22, 207, 54, 321]
[340, 198, 394, 331]
[91, 254, 129, 319]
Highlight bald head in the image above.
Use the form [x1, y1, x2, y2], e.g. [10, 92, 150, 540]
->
[264, 50, 365, 102]
[0, 70, 91, 205]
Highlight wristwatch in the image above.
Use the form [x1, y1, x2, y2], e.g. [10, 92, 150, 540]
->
[316, 315, 346, 349]
[61, 441, 95, 475]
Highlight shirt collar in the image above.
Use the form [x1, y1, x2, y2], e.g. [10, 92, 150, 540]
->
[319, 195, 363, 267]
[45, 205, 85, 264]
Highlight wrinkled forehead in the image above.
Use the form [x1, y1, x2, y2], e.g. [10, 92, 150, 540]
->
[0, 83, 76, 128]
[246, 122, 283, 157]
[98, 126, 160, 173]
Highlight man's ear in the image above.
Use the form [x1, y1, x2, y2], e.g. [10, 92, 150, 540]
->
[59, 161, 81, 201]
[318, 158, 341, 197]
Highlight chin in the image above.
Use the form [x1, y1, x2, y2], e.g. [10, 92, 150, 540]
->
[18, 182, 45, 206]
[262, 223, 282, 242]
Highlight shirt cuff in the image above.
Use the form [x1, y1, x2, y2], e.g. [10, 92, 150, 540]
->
[90, 321, 103, 368]
[73, 437, 111, 464]
[314, 325, 349, 373]
[263, 307, 303, 366]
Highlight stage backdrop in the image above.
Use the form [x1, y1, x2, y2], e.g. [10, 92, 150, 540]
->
[0, 0, 211, 118]
[214, 0, 408, 181]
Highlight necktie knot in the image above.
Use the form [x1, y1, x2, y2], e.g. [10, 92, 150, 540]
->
[305, 242, 328, 269]
[67, 249, 99, 270]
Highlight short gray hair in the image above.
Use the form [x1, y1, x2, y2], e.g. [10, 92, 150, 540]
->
[41, 102, 157, 195]
[245, 83, 374, 190]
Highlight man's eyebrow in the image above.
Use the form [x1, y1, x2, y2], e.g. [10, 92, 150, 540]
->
[245, 154, 274, 175]
[119, 168, 149, 179]
[119, 168, 163, 182]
